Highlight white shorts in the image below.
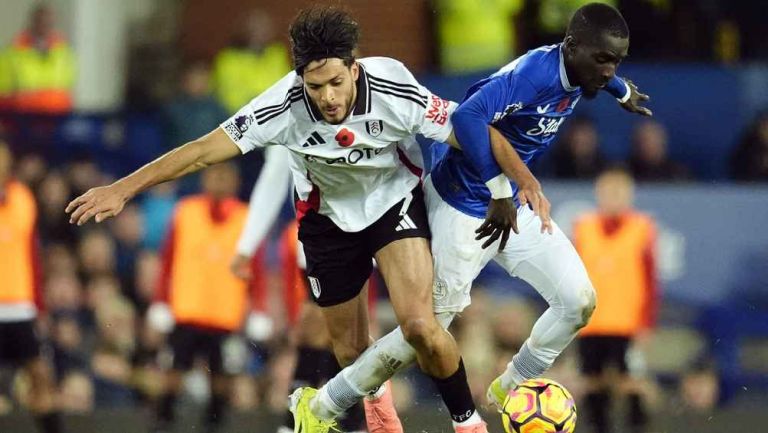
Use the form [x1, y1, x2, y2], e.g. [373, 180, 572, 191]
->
[425, 176, 586, 313]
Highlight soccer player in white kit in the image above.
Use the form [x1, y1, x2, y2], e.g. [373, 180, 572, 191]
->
[65, 6, 510, 433]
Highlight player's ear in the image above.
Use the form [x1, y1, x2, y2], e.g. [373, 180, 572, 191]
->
[350, 61, 359, 81]
[563, 35, 578, 56]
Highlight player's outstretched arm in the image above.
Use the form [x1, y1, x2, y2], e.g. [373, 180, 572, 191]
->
[489, 128, 553, 234]
[65, 127, 242, 226]
[610, 76, 652, 116]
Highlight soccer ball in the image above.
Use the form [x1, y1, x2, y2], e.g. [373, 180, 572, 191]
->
[501, 378, 577, 433]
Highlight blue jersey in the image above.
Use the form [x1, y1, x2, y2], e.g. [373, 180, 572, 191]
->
[430, 44, 629, 218]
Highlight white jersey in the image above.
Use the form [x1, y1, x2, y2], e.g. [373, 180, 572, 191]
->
[221, 57, 456, 232]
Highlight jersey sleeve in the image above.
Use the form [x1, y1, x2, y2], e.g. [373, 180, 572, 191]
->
[236, 146, 293, 256]
[605, 76, 631, 102]
[452, 74, 538, 184]
[383, 60, 458, 143]
[219, 73, 297, 153]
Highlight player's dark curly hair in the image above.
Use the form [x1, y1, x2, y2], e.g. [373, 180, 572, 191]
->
[566, 3, 629, 44]
[289, 6, 359, 75]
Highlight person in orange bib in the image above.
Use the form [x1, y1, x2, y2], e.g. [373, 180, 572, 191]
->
[146, 162, 266, 433]
[573, 166, 658, 433]
[0, 142, 63, 433]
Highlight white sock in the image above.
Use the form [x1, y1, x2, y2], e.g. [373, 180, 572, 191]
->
[310, 385, 346, 420]
[452, 411, 483, 429]
[500, 367, 523, 391]
[344, 327, 418, 394]
[501, 340, 557, 390]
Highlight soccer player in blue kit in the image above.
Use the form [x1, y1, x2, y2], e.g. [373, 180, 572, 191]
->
[427, 2, 652, 406]
[295, 2, 653, 431]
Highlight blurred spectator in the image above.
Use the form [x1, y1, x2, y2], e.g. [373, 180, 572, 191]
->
[162, 62, 227, 148]
[134, 250, 161, 311]
[0, 142, 64, 433]
[45, 272, 83, 315]
[51, 314, 89, 379]
[90, 344, 135, 408]
[91, 294, 137, 408]
[550, 116, 607, 179]
[628, 119, 689, 181]
[84, 275, 121, 317]
[211, 9, 290, 114]
[44, 243, 79, 279]
[37, 171, 78, 244]
[433, 0, 523, 74]
[0, 4, 75, 114]
[15, 152, 48, 190]
[140, 183, 178, 252]
[57, 370, 94, 413]
[679, 358, 720, 413]
[109, 204, 145, 303]
[574, 167, 659, 433]
[730, 112, 768, 182]
[77, 229, 117, 278]
[147, 162, 263, 433]
[65, 155, 106, 196]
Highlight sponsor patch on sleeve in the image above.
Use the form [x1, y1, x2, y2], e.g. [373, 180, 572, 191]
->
[425, 95, 451, 126]
[223, 113, 254, 141]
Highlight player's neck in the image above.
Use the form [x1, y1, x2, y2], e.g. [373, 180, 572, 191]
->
[343, 82, 358, 121]
[562, 60, 581, 89]
[560, 45, 581, 88]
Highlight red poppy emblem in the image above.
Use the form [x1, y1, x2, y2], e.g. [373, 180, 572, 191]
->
[335, 128, 355, 147]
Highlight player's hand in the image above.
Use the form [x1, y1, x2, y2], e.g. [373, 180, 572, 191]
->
[516, 175, 552, 234]
[619, 77, 652, 117]
[65, 183, 131, 226]
[476, 198, 518, 251]
[230, 254, 253, 280]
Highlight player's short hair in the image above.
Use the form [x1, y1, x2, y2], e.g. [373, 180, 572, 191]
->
[289, 6, 359, 75]
[566, 3, 629, 45]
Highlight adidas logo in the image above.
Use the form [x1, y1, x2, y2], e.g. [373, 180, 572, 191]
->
[302, 131, 326, 147]
[377, 353, 404, 375]
[395, 215, 417, 231]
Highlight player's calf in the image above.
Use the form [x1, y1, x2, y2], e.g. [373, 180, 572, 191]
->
[331, 338, 370, 367]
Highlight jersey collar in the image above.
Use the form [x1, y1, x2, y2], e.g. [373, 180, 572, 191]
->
[302, 62, 372, 123]
[352, 63, 372, 116]
[558, 45, 579, 92]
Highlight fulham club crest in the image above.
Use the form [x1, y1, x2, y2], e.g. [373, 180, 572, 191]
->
[365, 120, 383, 137]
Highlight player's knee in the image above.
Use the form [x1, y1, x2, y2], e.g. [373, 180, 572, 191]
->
[569, 284, 596, 329]
[401, 317, 439, 352]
